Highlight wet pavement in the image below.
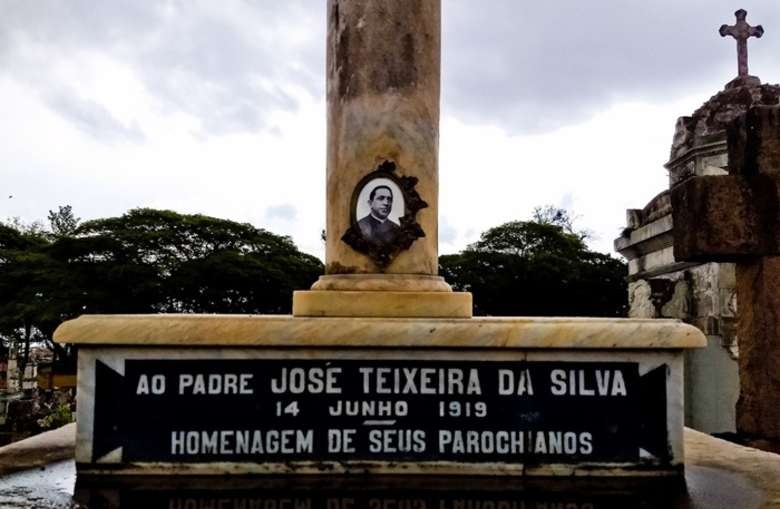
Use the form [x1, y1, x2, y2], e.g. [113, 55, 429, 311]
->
[0, 460, 766, 509]
[0, 460, 79, 509]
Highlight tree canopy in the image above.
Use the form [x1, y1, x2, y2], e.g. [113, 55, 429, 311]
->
[0, 208, 323, 368]
[439, 209, 627, 317]
[1, 205, 627, 369]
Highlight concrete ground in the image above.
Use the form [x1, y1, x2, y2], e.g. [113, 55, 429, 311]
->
[0, 422, 75, 476]
[683, 427, 779, 508]
[0, 424, 777, 508]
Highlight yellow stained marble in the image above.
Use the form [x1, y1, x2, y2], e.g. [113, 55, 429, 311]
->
[292, 290, 471, 318]
[325, 1, 441, 277]
[311, 274, 452, 292]
[53, 314, 706, 349]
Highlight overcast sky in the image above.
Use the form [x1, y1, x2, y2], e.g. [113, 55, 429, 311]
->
[1, 1, 778, 258]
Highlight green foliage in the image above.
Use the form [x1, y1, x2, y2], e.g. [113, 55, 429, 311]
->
[37, 402, 74, 430]
[470, 220, 586, 257]
[531, 205, 591, 240]
[47, 205, 80, 238]
[1, 217, 46, 237]
[0, 223, 56, 367]
[440, 213, 627, 317]
[0, 207, 323, 367]
[56, 208, 323, 314]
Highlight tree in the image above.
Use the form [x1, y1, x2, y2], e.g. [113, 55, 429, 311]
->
[47, 205, 80, 238]
[62, 208, 323, 314]
[0, 222, 57, 376]
[470, 220, 585, 257]
[532, 205, 592, 241]
[2, 216, 46, 237]
[440, 214, 627, 317]
[0, 208, 324, 370]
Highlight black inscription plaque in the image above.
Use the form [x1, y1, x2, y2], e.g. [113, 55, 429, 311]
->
[91, 359, 670, 465]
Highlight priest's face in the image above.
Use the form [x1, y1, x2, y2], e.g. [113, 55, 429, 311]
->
[369, 186, 393, 219]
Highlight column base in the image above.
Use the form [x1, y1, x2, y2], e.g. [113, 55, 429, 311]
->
[292, 290, 472, 318]
[311, 274, 452, 292]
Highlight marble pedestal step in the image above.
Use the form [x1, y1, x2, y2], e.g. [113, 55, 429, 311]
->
[54, 314, 704, 476]
[54, 314, 704, 348]
[292, 290, 472, 318]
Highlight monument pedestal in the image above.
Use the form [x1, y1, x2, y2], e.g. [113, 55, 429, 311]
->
[292, 291, 472, 318]
[55, 314, 704, 477]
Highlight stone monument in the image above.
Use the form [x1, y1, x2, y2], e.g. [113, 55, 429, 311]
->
[55, 0, 704, 476]
[615, 9, 778, 441]
[671, 104, 779, 450]
[293, 0, 471, 318]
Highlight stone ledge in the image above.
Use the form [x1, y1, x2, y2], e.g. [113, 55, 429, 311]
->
[53, 314, 706, 349]
[614, 215, 673, 255]
[684, 427, 779, 508]
[0, 423, 75, 476]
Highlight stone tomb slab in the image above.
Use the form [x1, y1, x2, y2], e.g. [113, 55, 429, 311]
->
[54, 315, 705, 476]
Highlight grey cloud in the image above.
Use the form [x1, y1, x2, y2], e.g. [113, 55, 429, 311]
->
[439, 218, 458, 245]
[133, 13, 303, 133]
[0, 1, 158, 56]
[46, 92, 144, 143]
[442, 0, 779, 133]
[3, 1, 777, 138]
[2, 1, 325, 134]
[265, 204, 297, 221]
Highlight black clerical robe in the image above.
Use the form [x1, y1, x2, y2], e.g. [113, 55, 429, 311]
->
[357, 214, 400, 245]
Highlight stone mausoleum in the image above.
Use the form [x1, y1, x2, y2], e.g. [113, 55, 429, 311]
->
[615, 70, 778, 434]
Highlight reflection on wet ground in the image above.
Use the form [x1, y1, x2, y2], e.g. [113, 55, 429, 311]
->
[0, 460, 763, 509]
[0, 460, 77, 509]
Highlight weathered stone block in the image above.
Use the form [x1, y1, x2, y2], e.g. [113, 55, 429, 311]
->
[735, 256, 780, 442]
[671, 174, 779, 261]
[727, 105, 780, 177]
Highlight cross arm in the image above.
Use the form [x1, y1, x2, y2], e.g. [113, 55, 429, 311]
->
[719, 24, 737, 38]
[749, 25, 764, 38]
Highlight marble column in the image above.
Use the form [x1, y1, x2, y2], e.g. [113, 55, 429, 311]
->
[313, 0, 447, 292]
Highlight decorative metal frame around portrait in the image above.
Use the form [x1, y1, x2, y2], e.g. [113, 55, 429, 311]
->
[341, 160, 428, 268]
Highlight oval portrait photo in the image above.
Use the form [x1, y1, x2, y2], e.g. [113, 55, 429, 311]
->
[354, 177, 405, 246]
[341, 160, 427, 267]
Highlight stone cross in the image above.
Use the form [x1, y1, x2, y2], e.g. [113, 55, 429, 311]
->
[719, 9, 764, 77]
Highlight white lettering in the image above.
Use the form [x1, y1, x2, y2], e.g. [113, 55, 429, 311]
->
[171, 430, 184, 454]
[438, 430, 526, 454]
[368, 429, 426, 453]
[328, 429, 356, 453]
[498, 369, 532, 396]
[580, 432, 593, 454]
[549, 369, 628, 396]
[179, 374, 193, 394]
[178, 373, 253, 395]
[358, 368, 484, 395]
[550, 370, 567, 395]
[271, 368, 341, 394]
[466, 369, 482, 395]
[170, 430, 313, 455]
[612, 371, 627, 396]
[579, 370, 594, 396]
[136, 375, 149, 395]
